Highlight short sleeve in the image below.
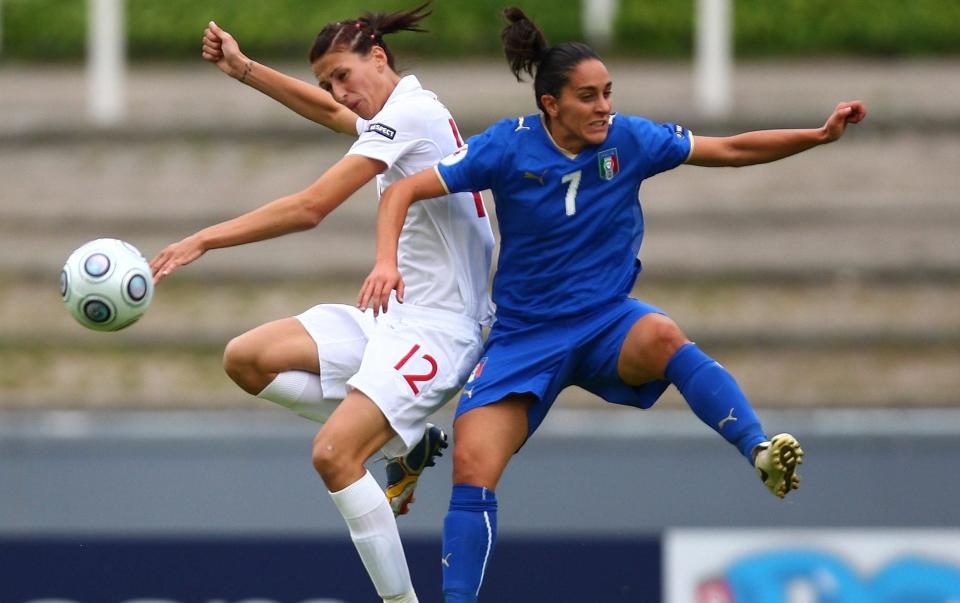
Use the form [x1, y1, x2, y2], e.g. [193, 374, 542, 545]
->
[628, 118, 693, 179]
[436, 121, 510, 194]
[347, 103, 430, 170]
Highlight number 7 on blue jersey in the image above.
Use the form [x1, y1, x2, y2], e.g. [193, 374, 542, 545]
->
[561, 170, 582, 216]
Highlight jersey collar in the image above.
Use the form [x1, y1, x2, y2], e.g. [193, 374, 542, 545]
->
[383, 75, 427, 108]
[538, 113, 618, 161]
[539, 113, 579, 160]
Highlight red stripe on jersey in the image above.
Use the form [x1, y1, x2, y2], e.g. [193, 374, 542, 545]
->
[448, 118, 464, 146]
[448, 118, 486, 218]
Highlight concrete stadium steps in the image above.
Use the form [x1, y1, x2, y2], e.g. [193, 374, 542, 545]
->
[2, 116, 958, 413]
[2, 132, 959, 281]
[3, 61, 959, 139]
[9, 280, 960, 348]
[7, 203, 960, 283]
[2, 338, 957, 411]
[3, 279, 958, 410]
[9, 213, 959, 284]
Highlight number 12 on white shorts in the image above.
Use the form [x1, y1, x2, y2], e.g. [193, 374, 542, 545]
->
[394, 343, 438, 395]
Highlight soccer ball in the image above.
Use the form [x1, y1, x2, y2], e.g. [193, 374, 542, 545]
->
[60, 238, 154, 331]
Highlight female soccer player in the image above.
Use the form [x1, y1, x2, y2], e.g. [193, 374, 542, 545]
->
[150, 4, 494, 602]
[358, 7, 866, 601]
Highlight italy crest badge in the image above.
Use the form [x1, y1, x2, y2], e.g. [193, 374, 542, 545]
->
[598, 148, 619, 181]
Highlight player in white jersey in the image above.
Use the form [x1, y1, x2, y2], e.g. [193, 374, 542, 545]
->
[149, 4, 494, 602]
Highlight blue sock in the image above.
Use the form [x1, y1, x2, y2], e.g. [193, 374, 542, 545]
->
[442, 484, 498, 603]
[664, 342, 767, 461]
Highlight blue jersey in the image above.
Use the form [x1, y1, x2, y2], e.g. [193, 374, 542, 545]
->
[436, 113, 692, 320]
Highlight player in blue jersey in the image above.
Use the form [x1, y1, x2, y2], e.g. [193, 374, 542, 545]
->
[358, 7, 866, 602]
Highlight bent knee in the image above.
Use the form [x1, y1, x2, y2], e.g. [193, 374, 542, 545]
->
[223, 335, 267, 395]
[620, 314, 689, 382]
[450, 441, 502, 489]
[311, 435, 363, 483]
[638, 314, 688, 354]
[310, 438, 339, 477]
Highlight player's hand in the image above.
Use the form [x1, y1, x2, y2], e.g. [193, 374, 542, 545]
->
[202, 21, 249, 80]
[149, 236, 205, 285]
[822, 100, 866, 142]
[358, 261, 405, 317]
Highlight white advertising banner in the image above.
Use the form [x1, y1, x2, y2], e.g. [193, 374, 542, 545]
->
[665, 529, 960, 603]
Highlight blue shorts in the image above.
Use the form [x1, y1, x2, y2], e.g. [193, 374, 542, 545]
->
[456, 297, 671, 437]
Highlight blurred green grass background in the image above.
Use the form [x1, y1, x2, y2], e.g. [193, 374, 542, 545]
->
[4, 0, 959, 62]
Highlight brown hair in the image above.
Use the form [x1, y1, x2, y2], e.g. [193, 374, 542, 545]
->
[308, 1, 432, 69]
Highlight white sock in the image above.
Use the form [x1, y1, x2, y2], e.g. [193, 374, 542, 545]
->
[257, 370, 338, 422]
[330, 471, 418, 603]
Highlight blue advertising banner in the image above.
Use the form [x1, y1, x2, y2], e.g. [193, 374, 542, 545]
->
[0, 536, 661, 603]
[664, 529, 960, 603]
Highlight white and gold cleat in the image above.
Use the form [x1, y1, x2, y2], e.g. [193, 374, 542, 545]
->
[754, 433, 804, 499]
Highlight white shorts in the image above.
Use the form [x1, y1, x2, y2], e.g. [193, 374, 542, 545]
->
[295, 301, 484, 458]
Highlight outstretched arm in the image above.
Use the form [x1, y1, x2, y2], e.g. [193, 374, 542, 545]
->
[688, 100, 866, 167]
[202, 21, 358, 136]
[358, 168, 449, 315]
[150, 155, 384, 283]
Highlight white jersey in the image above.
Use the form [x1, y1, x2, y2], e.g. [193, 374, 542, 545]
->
[348, 75, 495, 325]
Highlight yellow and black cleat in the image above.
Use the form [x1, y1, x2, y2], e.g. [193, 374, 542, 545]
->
[386, 423, 448, 516]
[754, 433, 805, 499]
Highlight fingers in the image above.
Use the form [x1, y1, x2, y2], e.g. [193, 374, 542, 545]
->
[365, 281, 385, 317]
[202, 28, 223, 61]
[150, 259, 176, 285]
[148, 251, 167, 276]
[357, 278, 373, 312]
[148, 249, 182, 285]
[202, 21, 236, 59]
[823, 100, 866, 142]
[378, 284, 390, 316]
[836, 100, 867, 124]
[152, 268, 167, 285]
[397, 279, 405, 304]
[203, 26, 219, 43]
[357, 275, 402, 317]
[357, 277, 384, 316]
[151, 261, 171, 285]
[845, 100, 867, 123]
[207, 20, 235, 46]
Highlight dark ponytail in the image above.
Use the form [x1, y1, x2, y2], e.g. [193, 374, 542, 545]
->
[502, 7, 549, 82]
[501, 6, 601, 113]
[309, 1, 432, 69]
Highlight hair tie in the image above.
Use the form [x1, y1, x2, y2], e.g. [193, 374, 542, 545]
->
[355, 22, 363, 29]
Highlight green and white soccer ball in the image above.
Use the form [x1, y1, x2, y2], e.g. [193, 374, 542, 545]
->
[60, 238, 154, 331]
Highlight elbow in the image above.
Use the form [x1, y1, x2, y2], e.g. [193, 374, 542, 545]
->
[723, 145, 753, 167]
[695, 143, 751, 168]
[723, 148, 764, 168]
[381, 180, 414, 209]
[300, 196, 328, 228]
[303, 207, 326, 228]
